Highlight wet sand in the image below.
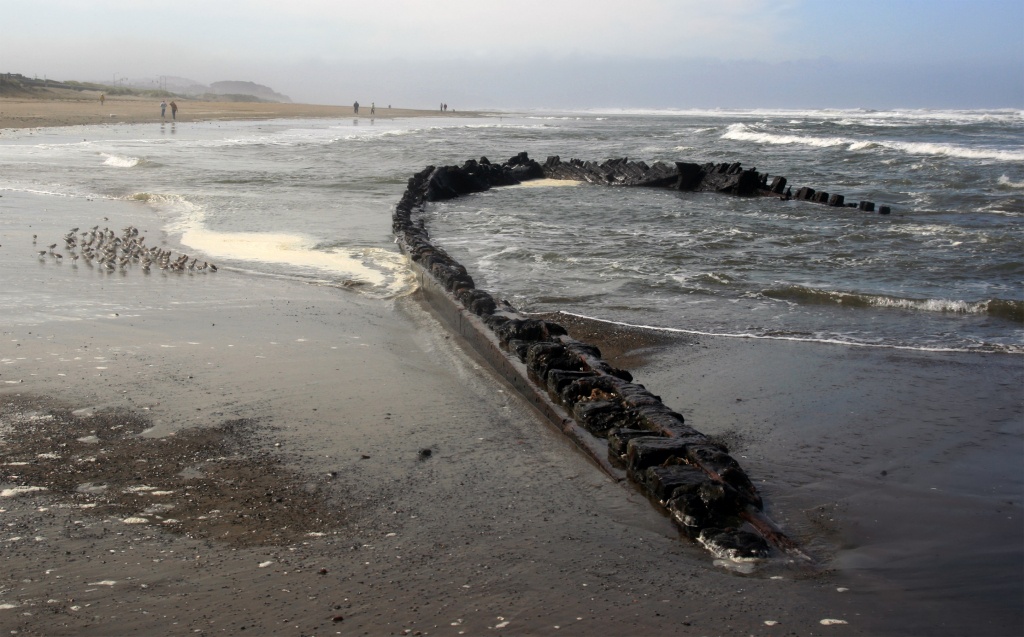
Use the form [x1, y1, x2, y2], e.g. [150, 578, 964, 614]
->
[2, 148, 1022, 634]
[0, 94, 479, 130]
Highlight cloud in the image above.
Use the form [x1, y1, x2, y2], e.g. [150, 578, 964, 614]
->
[2, 0, 1019, 108]
[3, 0, 804, 64]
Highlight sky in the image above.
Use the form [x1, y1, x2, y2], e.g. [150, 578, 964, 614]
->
[2, 0, 1022, 109]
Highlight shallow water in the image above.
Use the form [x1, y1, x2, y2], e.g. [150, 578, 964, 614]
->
[3, 111, 1022, 353]
[426, 111, 1024, 354]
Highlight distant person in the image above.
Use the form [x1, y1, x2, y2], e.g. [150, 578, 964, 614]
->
[170, 100, 178, 120]
[160, 100, 167, 118]
[370, 102, 375, 115]
[99, 93, 105, 105]
[353, 101, 359, 114]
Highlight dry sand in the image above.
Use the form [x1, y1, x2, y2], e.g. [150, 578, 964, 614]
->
[0, 93, 478, 130]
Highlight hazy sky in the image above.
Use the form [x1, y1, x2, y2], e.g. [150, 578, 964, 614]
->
[3, 0, 1022, 109]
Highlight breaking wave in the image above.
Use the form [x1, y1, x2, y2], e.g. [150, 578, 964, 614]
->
[102, 154, 143, 168]
[997, 174, 1024, 189]
[760, 285, 1024, 323]
[722, 123, 1024, 162]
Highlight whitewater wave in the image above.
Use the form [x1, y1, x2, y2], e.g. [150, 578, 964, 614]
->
[102, 154, 143, 168]
[997, 174, 1024, 189]
[760, 285, 1023, 322]
[551, 107, 1023, 126]
[125, 192, 189, 206]
[722, 123, 1024, 162]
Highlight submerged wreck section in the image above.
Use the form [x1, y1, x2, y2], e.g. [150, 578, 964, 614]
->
[542, 155, 890, 212]
[393, 153, 820, 564]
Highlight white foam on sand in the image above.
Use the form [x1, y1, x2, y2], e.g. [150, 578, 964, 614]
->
[180, 227, 414, 296]
[146, 193, 414, 296]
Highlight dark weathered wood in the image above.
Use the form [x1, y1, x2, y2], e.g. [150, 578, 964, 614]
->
[392, 151, 863, 565]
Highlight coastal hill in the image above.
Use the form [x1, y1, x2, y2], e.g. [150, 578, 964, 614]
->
[0, 73, 291, 103]
[208, 81, 291, 103]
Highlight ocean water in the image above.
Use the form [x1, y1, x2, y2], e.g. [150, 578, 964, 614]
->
[2, 109, 1019, 353]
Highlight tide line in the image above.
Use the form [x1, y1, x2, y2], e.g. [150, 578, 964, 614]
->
[547, 310, 1004, 355]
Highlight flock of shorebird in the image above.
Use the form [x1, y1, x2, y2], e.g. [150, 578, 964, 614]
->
[35, 225, 218, 273]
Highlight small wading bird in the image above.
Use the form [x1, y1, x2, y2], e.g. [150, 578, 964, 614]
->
[37, 224, 221, 277]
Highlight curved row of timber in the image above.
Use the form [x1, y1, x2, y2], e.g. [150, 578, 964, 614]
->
[392, 153, 826, 564]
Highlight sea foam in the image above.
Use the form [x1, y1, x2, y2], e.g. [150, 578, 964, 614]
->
[102, 154, 142, 168]
[998, 174, 1024, 189]
[722, 123, 1024, 162]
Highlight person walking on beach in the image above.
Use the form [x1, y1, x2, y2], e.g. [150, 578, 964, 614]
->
[160, 100, 167, 118]
[370, 102, 375, 115]
[99, 93, 105, 105]
[170, 101, 178, 120]
[353, 101, 359, 114]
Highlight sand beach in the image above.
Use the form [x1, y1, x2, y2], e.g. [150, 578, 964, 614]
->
[0, 93, 476, 130]
[1, 100, 1021, 636]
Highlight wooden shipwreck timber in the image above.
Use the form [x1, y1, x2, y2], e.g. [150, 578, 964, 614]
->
[392, 153, 873, 565]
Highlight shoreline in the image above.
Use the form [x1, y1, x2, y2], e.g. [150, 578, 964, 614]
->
[2, 115, 1021, 635]
[0, 188, 857, 635]
[0, 95, 486, 130]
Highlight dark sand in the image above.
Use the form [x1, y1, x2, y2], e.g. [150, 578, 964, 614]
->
[2, 165, 1022, 634]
